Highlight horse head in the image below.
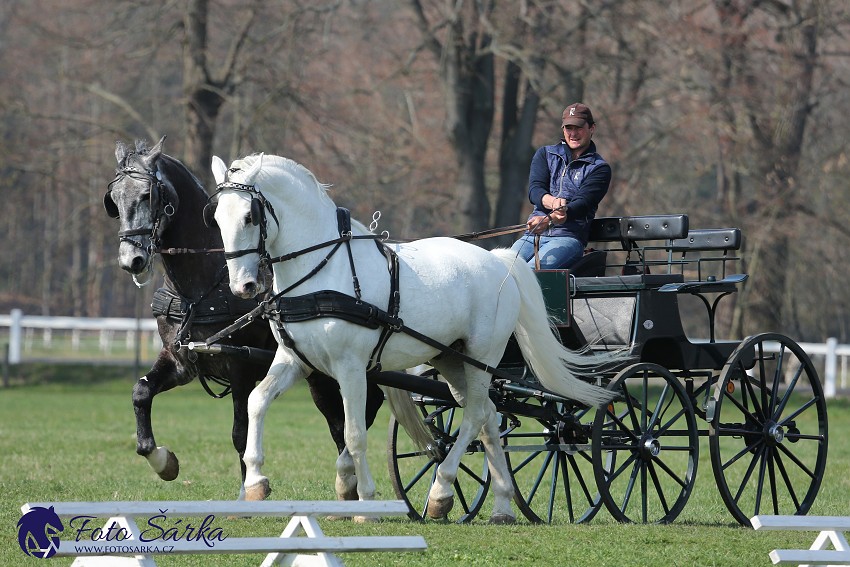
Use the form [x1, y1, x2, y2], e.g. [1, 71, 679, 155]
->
[210, 153, 273, 299]
[104, 136, 180, 278]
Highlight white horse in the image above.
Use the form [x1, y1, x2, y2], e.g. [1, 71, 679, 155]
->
[209, 153, 619, 523]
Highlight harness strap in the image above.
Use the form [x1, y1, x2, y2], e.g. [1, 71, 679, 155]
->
[366, 242, 401, 372]
[261, 289, 519, 383]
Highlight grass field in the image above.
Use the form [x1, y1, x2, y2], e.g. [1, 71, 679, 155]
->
[2, 364, 848, 566]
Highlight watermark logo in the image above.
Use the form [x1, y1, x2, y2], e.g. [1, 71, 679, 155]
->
[17, 505, 229, 558]
[17, 506, 64, 559]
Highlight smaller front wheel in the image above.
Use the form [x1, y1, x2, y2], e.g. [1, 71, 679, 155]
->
[387, 402, 490, 523]
[592, 363, 699, 524]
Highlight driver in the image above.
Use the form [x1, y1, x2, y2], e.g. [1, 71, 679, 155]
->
[510, 102, 611, 269]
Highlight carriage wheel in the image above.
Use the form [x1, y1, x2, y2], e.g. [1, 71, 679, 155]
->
[387, 402, 490, 523]
[503, 400, 604, 524]
[709, 333, 828, 526]
[592, 362, 699, 524]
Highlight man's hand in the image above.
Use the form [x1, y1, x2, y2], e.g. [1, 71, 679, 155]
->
[527, 214, 550, 234]
[542, 195, 567, 224]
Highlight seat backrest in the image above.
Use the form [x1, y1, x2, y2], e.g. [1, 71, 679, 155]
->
[570, 250, 607, 277]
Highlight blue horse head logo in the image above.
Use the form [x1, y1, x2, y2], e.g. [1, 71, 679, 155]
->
[18, 506, 64, 559]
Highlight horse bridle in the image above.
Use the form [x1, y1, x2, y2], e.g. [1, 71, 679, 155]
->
[104, 162, 177, 285]
[204, 178, 280, 273]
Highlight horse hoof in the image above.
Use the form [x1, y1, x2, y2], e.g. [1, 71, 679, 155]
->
[489, 514, 516, 525]
[354, 515, 379, 524]
[426, 496, 453, 520]
[157, 451, 180, 481]
[338, 486, 358, 501]
[245, 478, 271, 501]
[335, 478, 358, 501]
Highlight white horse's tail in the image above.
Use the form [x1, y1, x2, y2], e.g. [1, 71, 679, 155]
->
[491, 248, 624, 407]
[385, 385, 434, 453]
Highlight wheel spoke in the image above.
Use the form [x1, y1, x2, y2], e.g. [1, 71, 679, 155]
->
[772, 450, 801, 510]
[775, 443, 817, 480]
[646, 382, 672, 432]
[772, 362, 805, 419]
[721, 438, 762, 471]
[767, 447, 779, 515]
[652, 455, 689, 489]
[605, 451, 638, 484]
[741, 368, 766, 420]
[621, 382, 643, 433]
[547, 454, 560, 522]
[620, 459, 640, 513]
[527, 450, 554, 505]
[457, 460, 487, 486]
[733, 445, 764, 503]
[647, 461, 671, 516]
[757, 341, 770, 418]
[567, 453, 595, 509]
[769, 345, 784, 416]
[722, 390, 763, 426]
[656, 406, 686, 437]
[403, 459, 436, 493]
[778, 397, 819, 426]
[753, 445, 769, 517]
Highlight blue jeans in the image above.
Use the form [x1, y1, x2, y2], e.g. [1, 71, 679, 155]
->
[510, 234, 584, 269]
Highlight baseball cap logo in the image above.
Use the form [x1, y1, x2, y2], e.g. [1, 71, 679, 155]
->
[569, 108, 576, 116]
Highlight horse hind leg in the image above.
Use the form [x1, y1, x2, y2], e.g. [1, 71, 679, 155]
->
[480, 400, 516, 524]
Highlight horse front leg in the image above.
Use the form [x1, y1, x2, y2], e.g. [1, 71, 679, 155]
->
[305, 372, 386, 502]
[132, 355, 181, 481]
[335, 371, 376, 523]
[243, 351, 305, 501]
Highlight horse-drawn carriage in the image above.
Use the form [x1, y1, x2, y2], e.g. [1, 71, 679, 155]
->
[386, 214, 827, 526]
[105, 141, 827, 528]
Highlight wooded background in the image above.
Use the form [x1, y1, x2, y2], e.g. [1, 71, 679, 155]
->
[2, 0, 849, 343]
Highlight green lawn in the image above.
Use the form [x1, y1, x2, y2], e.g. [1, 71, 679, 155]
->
[1, 364, 848, 566]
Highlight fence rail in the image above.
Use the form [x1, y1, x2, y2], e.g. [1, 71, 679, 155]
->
[1, 309, 161, 367]
[1, 309, 848, 397]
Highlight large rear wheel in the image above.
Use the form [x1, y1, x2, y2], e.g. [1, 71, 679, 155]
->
[592, 362, 699, 523]
[708, 333, 828, 526]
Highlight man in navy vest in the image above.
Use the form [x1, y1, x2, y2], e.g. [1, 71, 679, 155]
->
[510, 102, 611, 269]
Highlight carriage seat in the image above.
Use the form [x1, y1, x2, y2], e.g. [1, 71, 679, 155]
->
[572, 273, 684, 294]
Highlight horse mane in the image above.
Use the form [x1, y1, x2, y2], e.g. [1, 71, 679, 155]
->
[118, 139, 206, 195]
[237, 153, 336, 208]
[234, 153, 373, 236]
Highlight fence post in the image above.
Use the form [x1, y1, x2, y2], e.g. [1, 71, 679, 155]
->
[824, 337, 837, 399]
[9, 309, 22, 365]
[3, 343, 8, 387]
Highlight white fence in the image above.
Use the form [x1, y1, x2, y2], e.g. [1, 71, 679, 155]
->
[1, 309, 848, 397]
[1, 309, 161, 366]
